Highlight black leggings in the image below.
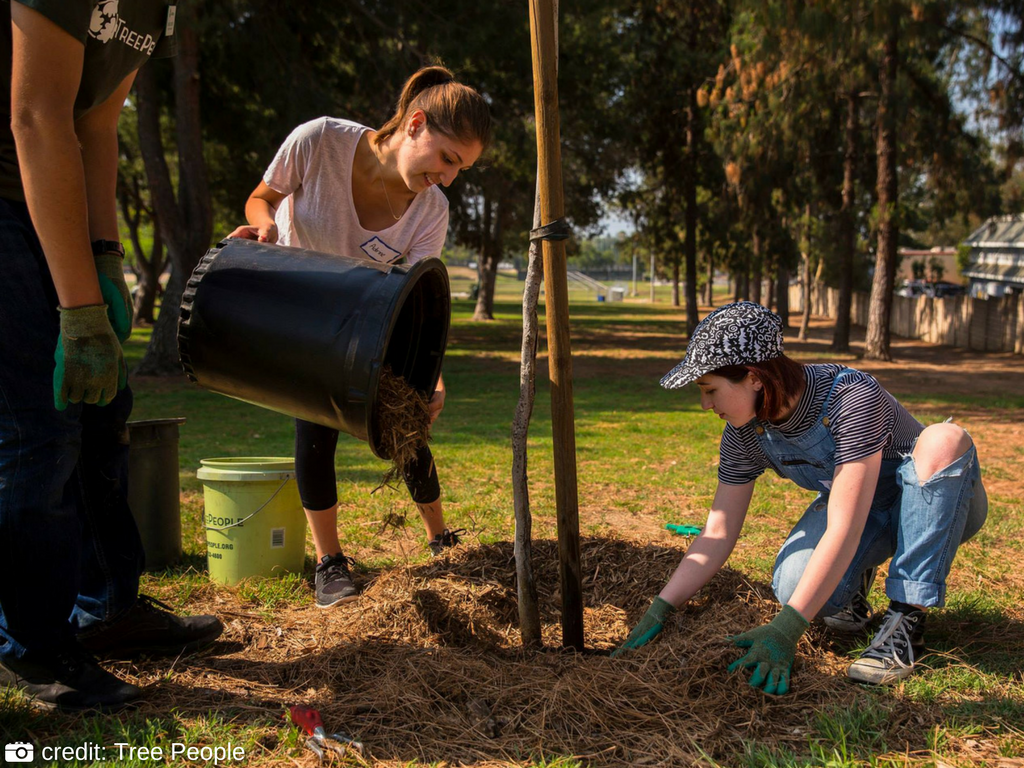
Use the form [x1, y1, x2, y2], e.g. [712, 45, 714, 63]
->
[294, 418, 440, 510]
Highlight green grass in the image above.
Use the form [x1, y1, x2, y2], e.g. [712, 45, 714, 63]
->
[1, 711, 272, 768]
[897, 391, 1024, 411]
[3, 287, 1022, 767]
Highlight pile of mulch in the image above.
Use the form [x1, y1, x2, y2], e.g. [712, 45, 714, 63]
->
[115, 537, 1021, 766]
[375, 366, 432, 491]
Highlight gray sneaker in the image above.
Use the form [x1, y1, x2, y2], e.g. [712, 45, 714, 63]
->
[824, 566, 876, 633]
[847, 607, 926, 685]
[428, 528, 465, 556]
[315, 553, 359, 608]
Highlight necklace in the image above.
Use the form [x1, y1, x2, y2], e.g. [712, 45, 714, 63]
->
[371, 142, 402, 221]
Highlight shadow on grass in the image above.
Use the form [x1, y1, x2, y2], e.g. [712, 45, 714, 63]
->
[147, 551, 207, 576]
[926, 599, 1024, 679]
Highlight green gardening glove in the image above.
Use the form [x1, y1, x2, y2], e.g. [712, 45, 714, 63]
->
[727, 605, 809, 695]
[611, 597, 675, 657]
[53, 304, 128, 410]
[95, 252, 133, 342]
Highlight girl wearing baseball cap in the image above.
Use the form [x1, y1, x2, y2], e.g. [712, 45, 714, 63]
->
[613, 301, 987, 694]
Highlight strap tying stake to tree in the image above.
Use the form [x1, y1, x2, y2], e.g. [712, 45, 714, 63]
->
[529, 218, 572, 243]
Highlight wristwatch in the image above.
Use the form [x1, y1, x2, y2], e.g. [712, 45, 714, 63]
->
[91, 239, 125, 258]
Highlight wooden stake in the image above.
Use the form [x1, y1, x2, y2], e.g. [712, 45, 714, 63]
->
[528, 0, 584, 650]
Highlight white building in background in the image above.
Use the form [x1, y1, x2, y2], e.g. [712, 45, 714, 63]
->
[962, 214, 1024, 298]
[897, 246, 962, 284]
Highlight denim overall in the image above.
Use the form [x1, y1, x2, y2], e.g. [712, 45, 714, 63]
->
[756, 370, 987, 616]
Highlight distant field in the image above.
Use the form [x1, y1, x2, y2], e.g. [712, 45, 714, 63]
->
[445, 264, 730, 306]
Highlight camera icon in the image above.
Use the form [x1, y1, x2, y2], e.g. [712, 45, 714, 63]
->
[5, 742, 34, 762]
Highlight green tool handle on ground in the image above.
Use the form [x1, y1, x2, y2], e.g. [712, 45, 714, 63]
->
[666, 523, 702, 536]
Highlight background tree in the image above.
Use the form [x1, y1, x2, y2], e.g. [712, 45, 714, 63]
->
[864, 2, 901, 362]
[622, 0, 731, 331]
[863, 1, 1005, 358]
[706, 29, 806, 316]
[117, 104, 166, 326]
[448, 0, 632, 320]
[116, 0, 1022, 372]
[133, 1, 213, 375]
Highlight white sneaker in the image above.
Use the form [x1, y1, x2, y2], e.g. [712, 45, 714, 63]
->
[847, 607, 926, 685]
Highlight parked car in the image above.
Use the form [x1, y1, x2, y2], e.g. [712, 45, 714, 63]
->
[897, 279, 928, 298]
[929, 281, 966, 298]
[896, 280, 965, 298]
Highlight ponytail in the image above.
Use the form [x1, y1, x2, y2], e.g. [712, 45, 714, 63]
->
[374, 65, 492, 150]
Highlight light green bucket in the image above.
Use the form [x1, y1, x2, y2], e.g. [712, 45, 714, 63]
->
[197, 457, 306, 585]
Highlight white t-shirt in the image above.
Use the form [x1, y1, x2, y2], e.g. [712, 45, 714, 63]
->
[263, 117, 449, 265]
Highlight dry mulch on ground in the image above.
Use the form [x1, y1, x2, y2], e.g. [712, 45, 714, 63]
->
[111, 538, 1022, 767]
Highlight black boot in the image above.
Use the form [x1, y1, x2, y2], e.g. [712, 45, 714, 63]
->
[824, 566, 877, 633]
[0, 646, 141, 713]
[78, 595, 223, 659]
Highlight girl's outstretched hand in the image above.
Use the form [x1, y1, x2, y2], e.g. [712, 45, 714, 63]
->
[611, 597, 675, 658]
[727, 605, 809, 695]
[226, 223, 278, 243]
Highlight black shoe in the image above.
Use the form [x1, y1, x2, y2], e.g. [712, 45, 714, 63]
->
[428, 528, 465, 556]
[315, 553, 359, 608]
[824, 566, 876, 633]
[0, 646, 141, 713]
[78, 595, 223, 659]
[847, 606, 926, 684]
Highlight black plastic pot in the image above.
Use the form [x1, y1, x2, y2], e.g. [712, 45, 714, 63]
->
[178, 239, 450, 459]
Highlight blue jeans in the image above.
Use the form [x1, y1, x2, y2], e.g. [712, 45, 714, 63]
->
[0, 198, 143, 663]
[773, 444, 987, 614]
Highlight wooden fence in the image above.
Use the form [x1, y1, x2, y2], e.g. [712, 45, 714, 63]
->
[788, 285, 1024, 355]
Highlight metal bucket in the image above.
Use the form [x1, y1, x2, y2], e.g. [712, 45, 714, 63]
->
[127, 417, 185, 571]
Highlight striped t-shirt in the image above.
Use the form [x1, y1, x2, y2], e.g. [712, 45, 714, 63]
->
[718, 364, 923, 486]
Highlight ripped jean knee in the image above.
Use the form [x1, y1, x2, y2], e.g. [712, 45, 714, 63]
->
[886, 443, 987, 608]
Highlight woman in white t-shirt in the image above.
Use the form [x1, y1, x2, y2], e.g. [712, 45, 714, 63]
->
[228, 66, 490, 608]
[612, 302, 987, 694]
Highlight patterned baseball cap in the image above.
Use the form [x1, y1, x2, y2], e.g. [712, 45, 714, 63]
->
[660, 301, 784, 389]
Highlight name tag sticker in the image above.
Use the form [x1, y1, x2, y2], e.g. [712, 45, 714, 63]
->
[165, 4, 177, 36]
[360, 236, 402, 264]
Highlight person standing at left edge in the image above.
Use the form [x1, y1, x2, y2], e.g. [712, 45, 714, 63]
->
[0, 0, 222, 713]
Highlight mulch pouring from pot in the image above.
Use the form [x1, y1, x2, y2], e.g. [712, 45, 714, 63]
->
[375, 366, 433, 492]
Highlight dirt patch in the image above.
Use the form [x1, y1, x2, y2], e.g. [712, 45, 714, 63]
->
[562, 310, 1024, 400]
[542, 312, 1024, 427]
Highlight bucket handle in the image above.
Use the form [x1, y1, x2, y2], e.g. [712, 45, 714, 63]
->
[205, 478, 291, 531]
